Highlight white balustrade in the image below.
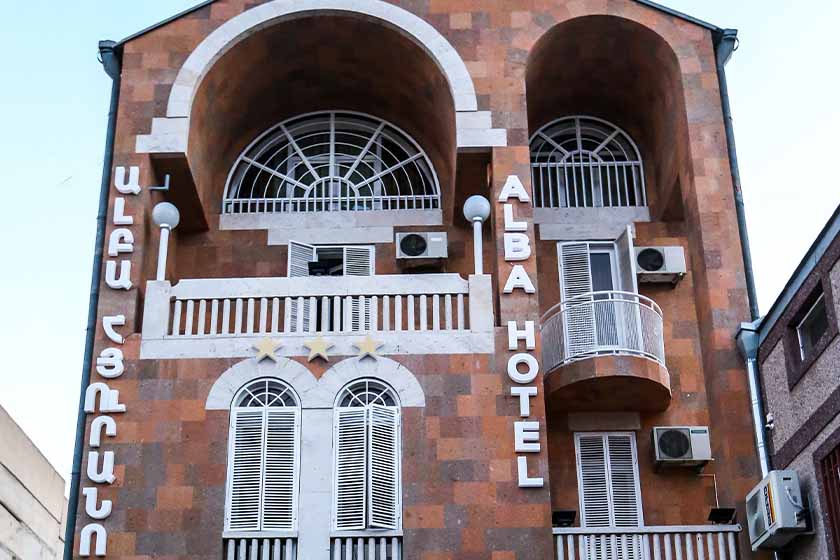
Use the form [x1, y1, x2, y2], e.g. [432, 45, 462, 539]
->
[553, 525, 741, 560]
[224, 537, 296, 560]
[541, 290, 665, 373]
[143, 274, 494, 340]
[331, 536, 401, 560]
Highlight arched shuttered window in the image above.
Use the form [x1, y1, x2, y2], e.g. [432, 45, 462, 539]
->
[225, 379, 301, 533]
[530, 116, 646, 209]
[332, 379, 401, 531]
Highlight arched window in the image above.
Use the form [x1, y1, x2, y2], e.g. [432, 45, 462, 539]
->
[530, 116, 646, 209]
[224, 111, 440, 214]
[226, 379, 300, 533]
[332, 379, 401, 531]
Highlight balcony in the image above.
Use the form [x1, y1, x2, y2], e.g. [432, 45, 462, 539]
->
[140, 274, 494, 359]
[553, 525, 742, 560]
[540, 291, 670, 412]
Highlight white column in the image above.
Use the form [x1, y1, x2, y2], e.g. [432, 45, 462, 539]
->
[156, 226, 171, 281]
[473, 219, 483, 275]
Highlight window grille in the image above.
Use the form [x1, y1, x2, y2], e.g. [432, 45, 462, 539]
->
[530, 116, 646, 209]
[226, 379, 301, 533]
[224, 112, 440, 214]
[333, 380, 401, 532]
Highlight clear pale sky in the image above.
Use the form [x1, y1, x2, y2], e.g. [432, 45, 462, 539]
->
[0, 1, 838, 488]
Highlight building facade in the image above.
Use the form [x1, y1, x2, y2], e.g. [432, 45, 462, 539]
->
[1, 405, 67, 560]
[67, 1, 766, 558]
[737, 205, 840, 559]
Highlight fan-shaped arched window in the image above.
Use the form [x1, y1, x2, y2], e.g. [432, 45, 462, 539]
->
[530, 116, 646, 209]
[224, 111, 440, 214]
[332, 379, 401, 532]
[226, 378, 300, 533]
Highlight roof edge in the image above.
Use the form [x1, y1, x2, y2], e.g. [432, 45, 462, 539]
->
[757, 202, 840, 343]
[115, 0, 217, 47]
[633, 0, 723, 33]
[113, 0, 723, 48]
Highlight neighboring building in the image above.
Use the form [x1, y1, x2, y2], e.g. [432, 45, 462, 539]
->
[0, 405, 67, 559]
[66, 1, 767, 559]
[737, 204, 840, 559]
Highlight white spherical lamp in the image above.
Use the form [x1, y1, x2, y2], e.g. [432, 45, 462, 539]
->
[152, 202, 181, 229]
[463, 195, 491, 223]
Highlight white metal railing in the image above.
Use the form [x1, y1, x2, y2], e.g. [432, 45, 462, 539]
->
[223, 194, 440, 214]
[224, 537, 296, 560]
[553, 525, 741, 560]
[541, 291, 665, 372]
[142, 274, 493, 339]
[331, 536, 401, 559]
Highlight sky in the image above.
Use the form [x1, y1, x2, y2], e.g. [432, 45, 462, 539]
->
[0, 1, 838, 489]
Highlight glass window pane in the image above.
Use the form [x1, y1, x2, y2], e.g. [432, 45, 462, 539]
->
[798, 295, 828, 359]
[590, 253, 614, 293]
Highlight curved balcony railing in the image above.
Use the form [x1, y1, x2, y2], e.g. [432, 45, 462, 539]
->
[541, 290, 665, 372]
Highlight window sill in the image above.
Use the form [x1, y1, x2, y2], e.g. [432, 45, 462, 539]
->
[331, 529, 403, 538]
[223, 530, 298, 539]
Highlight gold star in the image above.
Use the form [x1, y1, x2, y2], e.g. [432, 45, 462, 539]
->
[353, 336, 384, 360]
[252, 337, 283, 362]
[304, 336, 334, 362]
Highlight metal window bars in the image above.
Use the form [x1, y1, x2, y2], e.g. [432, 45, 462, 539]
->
[530, 116, 646, 209]
[223, 112, 441, 214]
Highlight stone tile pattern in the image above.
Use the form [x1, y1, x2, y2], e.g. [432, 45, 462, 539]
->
[74, 0, 762, 558]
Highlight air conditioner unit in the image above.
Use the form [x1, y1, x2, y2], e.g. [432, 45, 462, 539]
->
[635, 246, 686, 284]
[746, 470, 809, 550]
[653, 426, 712, 469]
[396, 232, 448, 259]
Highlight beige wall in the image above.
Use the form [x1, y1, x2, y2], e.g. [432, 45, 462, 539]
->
[0, 405, 67, 560]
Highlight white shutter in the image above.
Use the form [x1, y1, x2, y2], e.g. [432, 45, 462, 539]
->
[288, 241, 316, 277]
[615, 225, 638, 294]
[333, 408, 368, 530]
[344, 247, 374, 331]
[343, 246, 374, 276]
[368, 405, 401, 529]
[559, 243, 596, 356]
[575, 432, 643, 531]
[575, 433, 611, 528]
[226, 410, 265, 532]
[288, 241, 315, 332]
[262, 408, 300, 531]
[606, 434, 643, 527]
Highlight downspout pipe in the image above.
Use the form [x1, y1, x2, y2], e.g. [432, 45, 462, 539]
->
[735, 321, 771, 477]
[714, 28, 760, 321]
[63, 40, 122, 560]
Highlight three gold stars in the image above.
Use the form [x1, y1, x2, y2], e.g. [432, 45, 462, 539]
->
[353, 335, 384, 360]
[252, 337, 283, 362]
[304, 335, 334, 362]
[251, 335, 385, 362]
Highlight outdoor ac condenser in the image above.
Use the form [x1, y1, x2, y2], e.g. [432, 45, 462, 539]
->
[635, 246, 686, 284]
[746, 470, 809, 551]
[396, 232, 448, 259]
[652, 426, 712, 468]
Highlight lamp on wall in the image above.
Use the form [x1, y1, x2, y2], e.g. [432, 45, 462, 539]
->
[152, 202, 180, 281]
[463, 195, 491, 275]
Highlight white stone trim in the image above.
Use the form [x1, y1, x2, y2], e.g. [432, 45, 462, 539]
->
[206, 356, 424, 409]
[219, 208, 443, 234]
[536, 207, 650, 241]
[206, 357, 316, 410]
[267, 226, 395, 245]
[142, 331, 494, 361]
[135, 0, 506, 154]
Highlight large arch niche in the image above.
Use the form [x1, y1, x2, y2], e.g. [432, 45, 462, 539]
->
[186, 14, 457, 217]
[526, 16, 692, 218]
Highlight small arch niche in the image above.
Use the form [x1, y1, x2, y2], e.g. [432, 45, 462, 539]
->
[526, 15, 692, 221]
